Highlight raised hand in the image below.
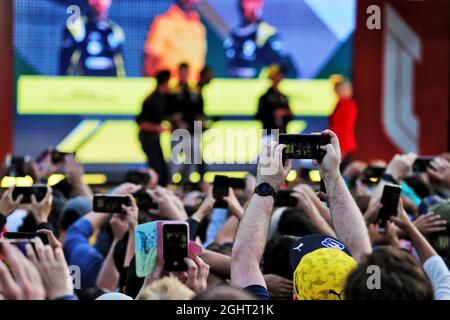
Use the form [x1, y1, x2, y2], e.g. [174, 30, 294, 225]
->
[256, 141, 292, 191]
[30, 185, 53, 224]
[26, 238, 74, 300]
[0, 240, 46, 300]
[0, 187, 23, 217]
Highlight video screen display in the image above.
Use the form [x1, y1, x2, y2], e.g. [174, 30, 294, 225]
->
[14, 0, 356, 167]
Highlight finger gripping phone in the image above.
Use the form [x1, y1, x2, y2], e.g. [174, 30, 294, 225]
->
[93, 194, 131, 214]
[275, 190, 298, 207]
[12, 185, 48, 204]
[278, 134, 330, 160]
[213, 175, 229, 208]
[158, 222, 189, 272]
[378, 184, 402, 222]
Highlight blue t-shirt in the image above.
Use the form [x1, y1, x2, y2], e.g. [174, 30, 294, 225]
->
[245, 285, 271, 300]
[64, 219, 105, 288]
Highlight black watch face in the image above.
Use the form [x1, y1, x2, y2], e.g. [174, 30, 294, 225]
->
[257, 183, 272, 195]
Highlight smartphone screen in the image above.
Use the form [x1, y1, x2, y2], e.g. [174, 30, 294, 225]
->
[162, 223, 188, 272]
[133, 191, 158, 211]
[275, 190, 298, 207]
[279, 134, 330, 160]
[378, 184, 402, 222]
[213, 175, 229, 208]
[412, 157, 435, 173]
[12, 185, 48, 204]
[93, 194, 131, 214]
[126, 170, 150, 185]
[51, 150, 75, 164]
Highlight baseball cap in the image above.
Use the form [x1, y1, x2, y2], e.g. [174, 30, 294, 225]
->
[289, 234, 357, 300]
[60, 196, 92, 230]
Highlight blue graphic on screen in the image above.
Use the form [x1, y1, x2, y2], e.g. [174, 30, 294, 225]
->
[14, 0, 356, 79]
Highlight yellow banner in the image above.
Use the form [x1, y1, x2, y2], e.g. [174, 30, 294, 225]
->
[18, 76, 336, 116]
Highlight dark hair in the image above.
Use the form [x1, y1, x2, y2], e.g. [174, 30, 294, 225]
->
[179, 62, 189, 70]
[344, 246, 434, 300]
[262, 235, 296, 279]
[60, 209, 81, 231]
[277, 208, 318, 237]
[156, 70, 171, 86]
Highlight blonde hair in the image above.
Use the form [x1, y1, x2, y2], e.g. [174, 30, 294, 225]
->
[136, 277, 195, 300]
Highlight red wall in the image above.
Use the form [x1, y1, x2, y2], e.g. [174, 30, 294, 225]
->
[353, 0, 449, 161]
[0, 0, 13, 163]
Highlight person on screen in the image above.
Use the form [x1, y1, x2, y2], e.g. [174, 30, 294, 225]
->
[143, 0, 206, 82]
[329, 79, 358, 166]
[255, 64, 293, 135]
[136, 70, 173, 186]
[59, 0, 126, 77]
[224, 0, 297, 79]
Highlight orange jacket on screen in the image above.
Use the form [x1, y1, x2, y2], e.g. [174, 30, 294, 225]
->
[143, 5, 206, 82]
[329, 97, 358, 155]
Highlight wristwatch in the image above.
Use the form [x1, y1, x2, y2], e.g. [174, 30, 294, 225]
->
[254, 183, 277, 201]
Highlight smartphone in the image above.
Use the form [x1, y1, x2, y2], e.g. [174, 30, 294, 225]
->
[135, 221, 159, 277]
[51, 150, 75, 165]
[213, 175, 229, 208]
[275, 190, 298, 207]
[2, 232, 43, 254]
[12, 185, 48, 204]
[159, 222, 189, 272]
[412, 157, 435, 173]
[229, 177, 246, 190]
[378, 184, 402, 222]
[5, 155, 29, 177]
[93, 194, 131, 214]
[133, 190, 158, 211]
[279, 134, 330, 160]
[126, 170, 150, 185]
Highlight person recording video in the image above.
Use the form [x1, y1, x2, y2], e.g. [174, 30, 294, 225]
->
[136, 70, 173, 186]
[143, 0, 206, 82]
[59, 0, 126, 77]
[224, 0, 297, 79]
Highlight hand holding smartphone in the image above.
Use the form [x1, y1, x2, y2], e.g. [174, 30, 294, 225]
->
[12, 184, 48, 204]
[378, 184, 402, 223]
[126, 170, 150, 185]
[412, 157, 435, 173]
[278, 134, 330, 160]
[158, 222, 189, 272]
[51, 150, 76, 165]
[93, 194, 131, 214]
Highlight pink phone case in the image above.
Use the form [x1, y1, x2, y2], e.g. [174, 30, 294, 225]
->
[157, 221, 190, 262]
